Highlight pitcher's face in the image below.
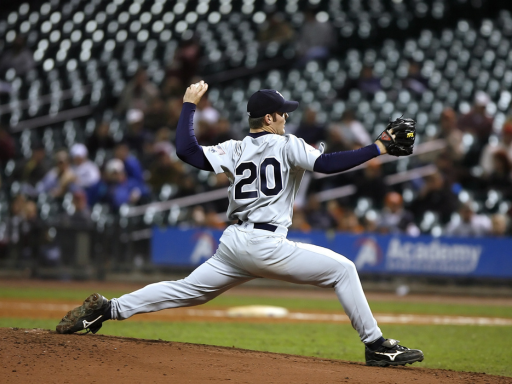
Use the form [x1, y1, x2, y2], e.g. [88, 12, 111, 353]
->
[272, 111, 288, 135]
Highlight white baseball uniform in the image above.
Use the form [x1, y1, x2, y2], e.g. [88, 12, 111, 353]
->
[110, 133, 382, 343]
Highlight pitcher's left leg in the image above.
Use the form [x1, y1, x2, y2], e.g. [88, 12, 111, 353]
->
[246, 238, 423, 366]
[292, 242, 382, 343]
[246, 238, 381, 343]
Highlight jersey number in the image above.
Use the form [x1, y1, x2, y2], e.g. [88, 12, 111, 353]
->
[234, 158, 283, 199]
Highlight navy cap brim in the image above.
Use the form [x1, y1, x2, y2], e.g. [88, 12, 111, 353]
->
[279, 100, 299, 113]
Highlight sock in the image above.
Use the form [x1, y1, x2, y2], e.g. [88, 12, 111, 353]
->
[365, 336, 386, 351]
[102, 302, 112, 321]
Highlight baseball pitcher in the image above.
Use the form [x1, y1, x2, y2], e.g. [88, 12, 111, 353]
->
[56, 81, 422, 367]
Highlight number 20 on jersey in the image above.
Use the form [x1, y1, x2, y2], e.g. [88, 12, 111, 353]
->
[234, 157, 283, 199]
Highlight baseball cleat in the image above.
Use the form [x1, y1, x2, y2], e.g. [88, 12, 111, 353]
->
[365, 339, 424, 367]
[56, 293, 110, 334]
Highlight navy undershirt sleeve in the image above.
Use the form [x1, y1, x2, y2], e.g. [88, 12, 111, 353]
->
[313, 144, 381, 174]
[175, 102, 214, 171]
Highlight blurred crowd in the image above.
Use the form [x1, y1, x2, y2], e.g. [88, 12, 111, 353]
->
[1, 8, 512, 246]
[287, 87, 512, 237]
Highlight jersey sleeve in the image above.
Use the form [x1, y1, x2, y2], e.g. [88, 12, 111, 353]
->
[285, 135, 325, 171]
[202, 140, 237, 174]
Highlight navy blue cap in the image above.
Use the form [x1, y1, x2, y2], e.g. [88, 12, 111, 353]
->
[247, 89, 299, 118]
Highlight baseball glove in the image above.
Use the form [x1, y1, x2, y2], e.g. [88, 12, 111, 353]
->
[376, 117, 416, 157]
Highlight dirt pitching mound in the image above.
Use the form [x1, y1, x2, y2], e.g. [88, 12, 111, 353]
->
[1, 327, 510, 384]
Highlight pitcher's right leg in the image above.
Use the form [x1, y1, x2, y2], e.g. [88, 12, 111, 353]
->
[56, 256, 255, 333]
[110, 256, 256, 320]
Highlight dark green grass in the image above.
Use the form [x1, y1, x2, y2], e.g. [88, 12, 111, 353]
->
[1, 319, 511, 377]
[1, 286, 511, 318]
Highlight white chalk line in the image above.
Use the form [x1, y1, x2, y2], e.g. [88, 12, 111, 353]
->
[1, 301, 511, 326]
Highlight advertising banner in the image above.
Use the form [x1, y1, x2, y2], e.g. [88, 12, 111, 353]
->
[152, 227, 512, 278]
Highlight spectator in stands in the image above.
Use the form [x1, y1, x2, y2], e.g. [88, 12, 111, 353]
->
[124, 109, 152, 157]
[115, 67, 160, 115]
[294, 107, 326, 146]
[445, 202, 491, 237]
[434, 151, 459, 188]
[377, 192, 420, 236]
[419, 108, 464, 175]
[338, 65, 382, 99]
[356, 65, 382, 97]
[410, 169, 458, 224]
[113, 142, 145, 184]
[6, 195, 39, 263]
[6, 194, 27, 246]
[214, 118, 236, 143]
[326, 200, 345, 230]
[147, 127, 176, 168]
[354, 159, 388, 209]
[161, 75, 186, 100]
[152, 127, 175, 154]
[61, 190, 91, 225]
[167, 36, 202, 85]
[165, 97, 185, 130]
[490, 213, 510, 237]
[99, 159, 150, 211]
[458, 91, 494, 163]
[71, 190, 91, 223]
[0, 125, 15, 166]
[18, 199, 39, 263]
[86, 121, 116, 161]
[189, 205, 206, 227]
[37, 150, 76, 198]
[290, 207, 312, 232]
[328, 109, 372, 151]
[0, 35, 35, 76]
[147, 144, 184, 194]
[480, 119, 512, 177]
[304, 195, 333, 230]
[484, 150, 512, 200]
[12, 143, 50, 195]
[144, 97, 168, 132]
[70, 143, 100, 204]
[193, 94, 220, 134]
[204, 207, 226, 230]
[402, 61, 429, 96]
[362, 210, 379, 233]
[196, 120, 218, 147]
[38, 227, 62, 267]
[257, 12, 295, 46]
[339, 208, 364, 234]
[296, 9, 335, 65]
[175, 174, 200, 198]
[438, 107, 464, 162]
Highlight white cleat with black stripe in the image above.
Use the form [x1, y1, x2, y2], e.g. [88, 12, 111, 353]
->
[365, 339, 424, 367]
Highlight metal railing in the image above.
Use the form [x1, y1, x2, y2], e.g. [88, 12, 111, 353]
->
[124, 139, 447, 217]
[0, 220, 150, 280]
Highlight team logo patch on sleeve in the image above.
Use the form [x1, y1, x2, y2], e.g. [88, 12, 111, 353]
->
[209, 145, 226, 155]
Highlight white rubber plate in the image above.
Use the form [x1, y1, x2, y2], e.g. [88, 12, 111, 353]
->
[226, 305, 289, 318]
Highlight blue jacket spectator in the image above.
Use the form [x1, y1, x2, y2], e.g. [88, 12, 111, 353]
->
[114, 142, 145, 184]
[97, 159, 150, 211]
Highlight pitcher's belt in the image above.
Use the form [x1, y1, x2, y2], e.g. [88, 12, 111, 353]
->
[237, 220, 277, 232]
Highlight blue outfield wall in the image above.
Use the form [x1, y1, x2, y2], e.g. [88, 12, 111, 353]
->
[151, 227, 512, 278]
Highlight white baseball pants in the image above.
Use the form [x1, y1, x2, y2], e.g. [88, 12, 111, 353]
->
[110, 223, 382, 343]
